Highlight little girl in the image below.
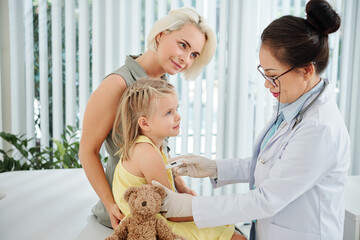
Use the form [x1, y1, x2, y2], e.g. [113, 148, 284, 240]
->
[111, 78, 243, 239]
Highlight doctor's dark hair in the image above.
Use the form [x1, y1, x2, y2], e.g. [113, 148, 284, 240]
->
[261, 0, 341, 74]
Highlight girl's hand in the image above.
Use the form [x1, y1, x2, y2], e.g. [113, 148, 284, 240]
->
[173, 175, 197, 196]
[176, 184, 197, 196]
[107, 203, 125, 229]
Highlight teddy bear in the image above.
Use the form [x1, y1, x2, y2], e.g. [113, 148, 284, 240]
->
[105, 184, 187, 240]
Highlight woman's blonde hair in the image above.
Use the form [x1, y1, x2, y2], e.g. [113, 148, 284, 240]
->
[112, 78, 176, 161]
[147, 7, 217, 80]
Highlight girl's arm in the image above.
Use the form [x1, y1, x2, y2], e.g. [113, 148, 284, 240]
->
[133, 143, 193, 222]
[79, 74, 127, 229]
[168, 153, 197, 196]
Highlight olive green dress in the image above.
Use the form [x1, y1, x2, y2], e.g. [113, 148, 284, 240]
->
[91, 55, 169, 228]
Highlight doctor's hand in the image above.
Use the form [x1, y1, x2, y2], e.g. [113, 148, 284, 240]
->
[152, 180, 193, 218]
[171, 155, 218, 179]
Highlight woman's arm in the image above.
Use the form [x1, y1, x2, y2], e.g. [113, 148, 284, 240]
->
[133, 143, 194, 222]
[79, 74, 127, 229]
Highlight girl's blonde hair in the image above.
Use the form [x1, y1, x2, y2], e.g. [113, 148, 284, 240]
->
[147, 7, 217, 80]
[112, 78, 176, 161]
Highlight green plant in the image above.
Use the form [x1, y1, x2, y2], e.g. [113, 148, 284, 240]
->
[0, 126, 107, 173]
[0, 132, 50, 172]
[49, 125, 82, 169]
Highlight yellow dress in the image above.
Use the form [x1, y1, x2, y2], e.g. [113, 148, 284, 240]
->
[112, 135, 235, 240]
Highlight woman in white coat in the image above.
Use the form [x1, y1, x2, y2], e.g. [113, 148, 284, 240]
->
[153, 0, 350, 239]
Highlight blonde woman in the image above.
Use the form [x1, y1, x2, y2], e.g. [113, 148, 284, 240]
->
[79, 7, 217, 230]
[111, 78, 244, 240]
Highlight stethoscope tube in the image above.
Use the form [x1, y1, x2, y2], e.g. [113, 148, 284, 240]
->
[259, 79, 328, 164]
[292, 79, 328, 130]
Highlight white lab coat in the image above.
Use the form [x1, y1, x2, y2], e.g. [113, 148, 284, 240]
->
[192, 79, 350, 240]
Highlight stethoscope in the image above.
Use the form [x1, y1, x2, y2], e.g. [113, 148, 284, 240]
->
[259, 79, 328, 164]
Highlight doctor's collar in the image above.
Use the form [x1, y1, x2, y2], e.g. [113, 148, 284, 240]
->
[277, 78, 325, 124]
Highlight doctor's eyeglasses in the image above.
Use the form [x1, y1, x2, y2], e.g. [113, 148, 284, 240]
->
[257, 65, 295, 87]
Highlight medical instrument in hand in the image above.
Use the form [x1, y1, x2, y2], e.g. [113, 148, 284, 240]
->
[166, 159, 184, 169]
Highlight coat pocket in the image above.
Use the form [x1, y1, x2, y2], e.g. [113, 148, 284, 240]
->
[269, 223, 320, 240]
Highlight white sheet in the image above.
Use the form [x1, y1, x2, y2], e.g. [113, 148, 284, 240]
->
[0, 169, 113, 240]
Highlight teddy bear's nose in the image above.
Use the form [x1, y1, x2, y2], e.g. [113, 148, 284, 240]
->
[142, 201, 147, 206]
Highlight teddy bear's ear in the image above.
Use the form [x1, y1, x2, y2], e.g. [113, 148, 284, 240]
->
[152, 185, 166, 199]
[124, 187, 138, 202]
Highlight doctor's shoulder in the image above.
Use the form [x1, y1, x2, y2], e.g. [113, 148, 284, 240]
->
[296, 100, 350, 162]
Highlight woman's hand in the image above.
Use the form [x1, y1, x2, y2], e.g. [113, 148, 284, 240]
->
[107, 203, 125, 229]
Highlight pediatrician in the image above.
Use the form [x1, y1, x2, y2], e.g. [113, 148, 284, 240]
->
[153, 0, 350, 239]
